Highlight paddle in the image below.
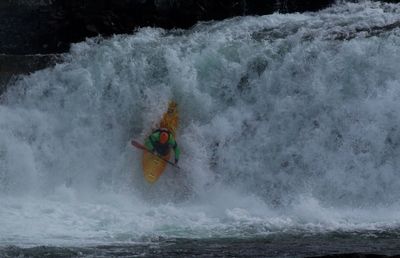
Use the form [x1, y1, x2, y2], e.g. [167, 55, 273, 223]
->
[131, 140, 180, 169]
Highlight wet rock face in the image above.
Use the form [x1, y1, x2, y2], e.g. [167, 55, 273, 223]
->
[0, 0, 336, 55]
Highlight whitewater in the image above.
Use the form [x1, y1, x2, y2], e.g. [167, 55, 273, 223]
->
[1, 0, 400, 252]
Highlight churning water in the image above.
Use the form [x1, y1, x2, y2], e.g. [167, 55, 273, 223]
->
[1, 0, 400, 252]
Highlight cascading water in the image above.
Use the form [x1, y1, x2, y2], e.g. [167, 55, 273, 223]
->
[1, 0, 400, 249]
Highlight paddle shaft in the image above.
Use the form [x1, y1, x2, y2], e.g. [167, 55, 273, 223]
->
[131, 140, 180, 169]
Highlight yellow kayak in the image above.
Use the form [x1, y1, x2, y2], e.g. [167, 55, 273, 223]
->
[142, 101, 179, 183]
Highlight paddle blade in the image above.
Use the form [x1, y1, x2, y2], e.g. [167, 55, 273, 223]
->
[131, 140, 146, 150]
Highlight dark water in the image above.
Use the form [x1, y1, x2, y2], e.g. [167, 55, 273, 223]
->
[2, 232, 400, 257]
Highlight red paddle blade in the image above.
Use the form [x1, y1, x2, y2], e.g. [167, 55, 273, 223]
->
[131, 140, 146, 150]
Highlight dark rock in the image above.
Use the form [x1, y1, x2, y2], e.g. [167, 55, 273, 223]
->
[0, 0, 337, 55]
[0, 54, 60, 95]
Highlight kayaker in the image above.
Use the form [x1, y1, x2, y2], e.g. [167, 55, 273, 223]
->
[144, 128, 180, 165]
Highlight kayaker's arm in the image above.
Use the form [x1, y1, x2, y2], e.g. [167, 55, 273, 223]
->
[144, 132, 158, 151]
